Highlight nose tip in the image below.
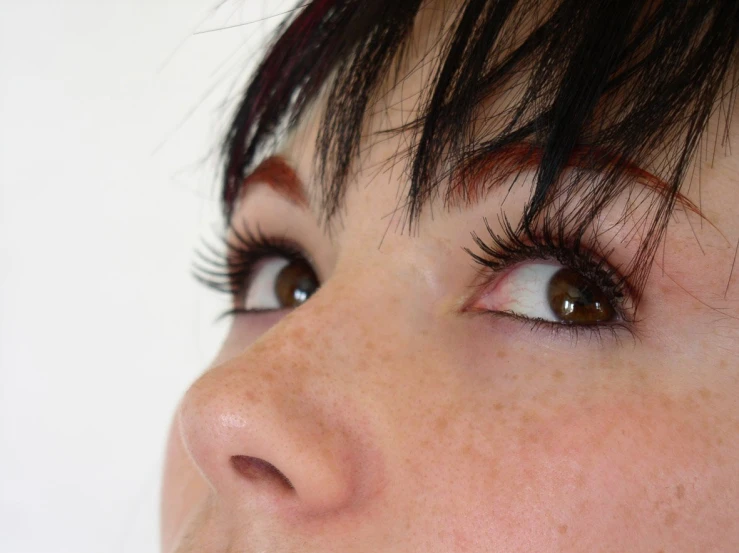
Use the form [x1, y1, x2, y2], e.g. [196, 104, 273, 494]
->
[177, 361, 357, 516]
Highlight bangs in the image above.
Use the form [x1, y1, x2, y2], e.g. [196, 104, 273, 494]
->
[223, 0, 738, 292]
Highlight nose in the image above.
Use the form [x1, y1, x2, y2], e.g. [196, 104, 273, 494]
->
[177, 312, 369, 516]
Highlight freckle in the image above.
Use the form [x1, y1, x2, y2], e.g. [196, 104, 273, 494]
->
[664, 511, 678, 527]
[309, 302, 327, 317]
[698, 387, 712, 401]
[291, 325, 306, 342]
[720, 359, 728, 369]
[494, 402, 505, 411]
[553, 369, 565, 381]
[435, 415, 449, 432]
[250, 341, 269, 356]
[676, 484, 685, 500]
[558, 524, 568, 535]
[575, 471, 587, 489]
[660, 395, 675, 409]
[497, 349, 507, 359]
[521, 410, 540, 425]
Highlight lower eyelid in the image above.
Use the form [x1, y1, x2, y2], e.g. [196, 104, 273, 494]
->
[479, 309, 639, 347]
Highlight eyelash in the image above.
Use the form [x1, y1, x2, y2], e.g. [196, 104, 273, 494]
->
[194, 216, 637, 341]
[193, 225, 307, 317]
[465, 214, 637, 341]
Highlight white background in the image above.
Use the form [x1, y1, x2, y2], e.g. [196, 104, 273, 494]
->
[0, 1, 292, 551]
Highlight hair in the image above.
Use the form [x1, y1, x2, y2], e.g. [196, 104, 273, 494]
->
[221, 0, 739, 301]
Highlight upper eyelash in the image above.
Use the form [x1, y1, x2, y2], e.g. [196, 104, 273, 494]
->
[464, 214, 635, 324]
[196, 215, 636, 336]
[192, 225, 304, 300]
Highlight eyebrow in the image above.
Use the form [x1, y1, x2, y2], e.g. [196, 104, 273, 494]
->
[237, 145, 699, 219]
[239, 156, 309, 208]
[447, 142, 699, 215]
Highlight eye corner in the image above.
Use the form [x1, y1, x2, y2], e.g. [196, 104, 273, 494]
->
[459, 257, 528, 316]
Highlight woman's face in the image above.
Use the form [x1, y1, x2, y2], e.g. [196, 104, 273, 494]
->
[161, 20, 739, 553]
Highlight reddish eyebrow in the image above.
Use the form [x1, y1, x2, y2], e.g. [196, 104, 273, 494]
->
[448, 142, 700, 215]
[239, 156, 309, 207]
[237, 146, 700, 221]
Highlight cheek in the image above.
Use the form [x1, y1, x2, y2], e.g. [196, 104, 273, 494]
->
[422, 388, 739, 551]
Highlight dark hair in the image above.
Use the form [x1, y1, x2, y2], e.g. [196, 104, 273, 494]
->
[222, 0, 738, 299]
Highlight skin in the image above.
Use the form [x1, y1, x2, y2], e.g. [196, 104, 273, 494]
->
[161, 7, 739, 553]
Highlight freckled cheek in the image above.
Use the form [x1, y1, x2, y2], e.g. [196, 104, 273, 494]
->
[402, 387, 737, 552]
[477, 396, 733, 535]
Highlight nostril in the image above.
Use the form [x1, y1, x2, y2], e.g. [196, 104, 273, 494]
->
[230, 455, 295, 491]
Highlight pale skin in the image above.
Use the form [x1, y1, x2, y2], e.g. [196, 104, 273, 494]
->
[161, 10, 739, 552]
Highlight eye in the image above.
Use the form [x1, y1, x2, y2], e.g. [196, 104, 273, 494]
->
[475, 262, 618, 324]
[242, 256, 320, 312]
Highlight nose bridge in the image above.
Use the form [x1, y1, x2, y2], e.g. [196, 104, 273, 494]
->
[178, 283, 385, 516]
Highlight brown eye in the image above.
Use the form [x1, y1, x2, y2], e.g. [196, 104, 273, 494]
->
[547, 268, 616, 324]
[242, 257, 320, 311]
[274, 259, 319, 308]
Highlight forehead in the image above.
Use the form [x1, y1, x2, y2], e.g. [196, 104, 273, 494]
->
[282, 100, 739, 222]
[234, 0, 738, 242]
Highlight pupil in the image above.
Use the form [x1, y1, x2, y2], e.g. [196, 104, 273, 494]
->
[547, 268, 615, 324]
[275, 259, 319, 308]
